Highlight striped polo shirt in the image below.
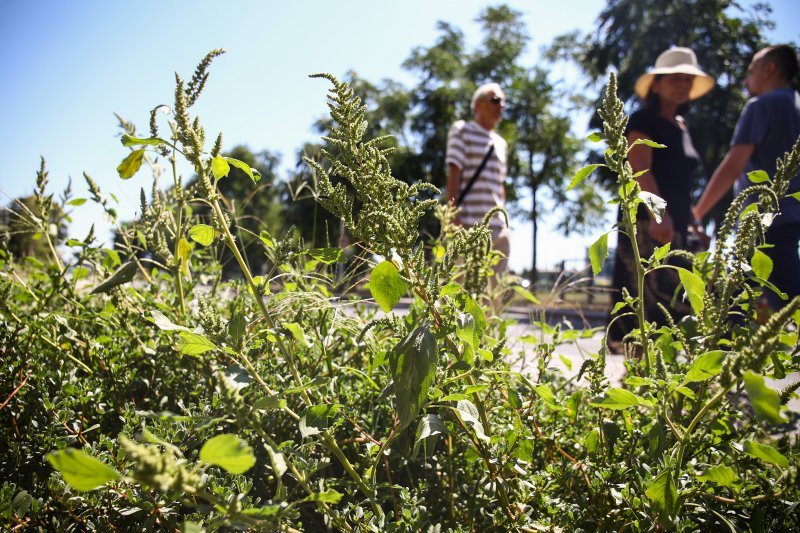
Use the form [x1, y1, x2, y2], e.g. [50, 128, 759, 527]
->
[446, 120, 508, 229]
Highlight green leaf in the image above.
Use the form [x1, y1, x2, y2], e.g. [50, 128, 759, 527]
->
[533, 384, 565, 411]
[697, 465, 737, 487]
[456, 399, 489, 442]
[584, 429, 599, 453]
[677, 267, 705, 314]
[463, 295, 487, 334]
[241, 506, 281, 519]
[308, 247, 344, 264]
[456, 313, 476, 348]
[440, 283, 461, 296]
[264, 443, 287, 478]
[211, 156, 230, 180]
[370, 261, 409, 313]
[747, 170, 770, 183]
[303, 489, 343, 504]
[67, 198, 87, 206]
[120, 134, 167, 147]
[587, 131, 603, 142]
[589, 232, 609, 276]
[751, 249, 773, 280]
[151, 311, 190, 332]
[259, 230, 274, 249]
[653, 242, 671, 262]
[743, 440, 789, 468]
[631, 138, 667, 149]
[390, 326, 438, 430]
[227, 313, 247, 345]
[226, 157, 262, 184]
[789, 191, 800, 202]
[638, 191, 667, 224]
[413, 414, 447, 458]
[199, 434, 256, 474]
[176, 237, 193, 276]
[645, 468, 678, 521]
[253, 395, 287, 411]
[674, 386, 696, 400]
[188, 224, 218, 246]
[299, 404, 341, 437]
[176, 332, 217, 356]
[513, 285, 540, 304]
[743, 371, 788, 424]
[45, 449, 121, 491]
[182, 521, 206, 533]
[283, 322, 309, 349]
[567, 164, 602, 191]
[589, 388, 652, 409]
[684, 350, 725, 383]
[90, 260, 137, 294]
[117, 149, 145, 179]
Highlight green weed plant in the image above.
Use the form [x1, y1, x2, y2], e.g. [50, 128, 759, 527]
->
[1, 52, 799, 531]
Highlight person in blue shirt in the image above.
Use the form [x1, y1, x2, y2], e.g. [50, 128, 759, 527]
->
[694, 45, 800, 309]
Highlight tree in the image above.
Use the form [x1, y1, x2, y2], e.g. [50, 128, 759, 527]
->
[504, 68, 605, 280]
[569, 0, 778, 211]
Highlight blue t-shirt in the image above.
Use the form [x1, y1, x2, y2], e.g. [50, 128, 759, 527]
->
[732, 87, 800, 225]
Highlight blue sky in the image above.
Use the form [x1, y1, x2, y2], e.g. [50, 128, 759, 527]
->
[1, 0, 798, 273]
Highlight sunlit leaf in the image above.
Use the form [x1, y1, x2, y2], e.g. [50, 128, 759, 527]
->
[638, 191, 667, 224]
[299, 404, 341, 437]
[631, 138, 667, 149]
[188, 224, 218, 246]
[117, 149, 145, 179]
[744, 371, 787, 424]
[46, 449, 121, 491]
[211, 156, 230, 180]
[120, 134, 167, 147]
[176, 332, 216, 356]
[684, 351, 725, 383]
[751, 249, 773, 280]
[303, 489, 343, 504]
[697, 465, 737, 487]
[590, 388, 652, 409]
[589, 232, 609, 276]
[747, 170, 770, 183]
[513, 285, 540, 304]
[199, 434, 256, 474]
[743, 440, 789, 468]
[226, 157, 261, 184]
[308, 247, 344, 264]
[677, 267, 705, 314]
[370, 260, 409, 313]
[567, 164, 602, 191]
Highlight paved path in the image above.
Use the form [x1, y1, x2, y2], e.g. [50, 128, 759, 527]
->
[505, 320, 800, 432]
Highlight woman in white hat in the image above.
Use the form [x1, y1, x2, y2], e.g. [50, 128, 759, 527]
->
[608, 47, 715, 353]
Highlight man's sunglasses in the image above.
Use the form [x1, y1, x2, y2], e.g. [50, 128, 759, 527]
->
[488, 95, 505, 105]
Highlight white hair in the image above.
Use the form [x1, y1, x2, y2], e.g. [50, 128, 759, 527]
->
[471, 83, 504, 112]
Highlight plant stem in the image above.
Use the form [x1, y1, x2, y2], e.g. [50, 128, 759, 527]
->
[210, 196, 382, 518]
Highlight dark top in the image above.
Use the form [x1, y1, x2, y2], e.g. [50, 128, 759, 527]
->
[626, 107, 702, 236]
[732, 87, 800, 226]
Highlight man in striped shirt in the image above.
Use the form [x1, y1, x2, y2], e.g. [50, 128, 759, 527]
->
[446, 82, 511, 273]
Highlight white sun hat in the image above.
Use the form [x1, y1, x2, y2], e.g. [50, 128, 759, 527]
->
[634, 47, 715, 100]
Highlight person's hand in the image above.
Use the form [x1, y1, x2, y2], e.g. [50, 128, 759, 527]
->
[648, 213, 674, 244]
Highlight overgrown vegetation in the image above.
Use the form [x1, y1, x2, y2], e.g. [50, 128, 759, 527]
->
[1, 52, 799, 531]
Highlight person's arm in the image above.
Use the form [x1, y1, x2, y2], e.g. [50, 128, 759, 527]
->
[446, 163, 462, 205]
[692, 144, 755, 221]
[627, 130, 674, 243]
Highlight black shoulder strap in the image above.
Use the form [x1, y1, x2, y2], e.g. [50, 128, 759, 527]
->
[456, 143, 494, 207]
